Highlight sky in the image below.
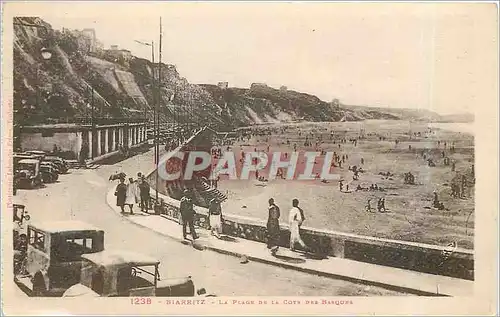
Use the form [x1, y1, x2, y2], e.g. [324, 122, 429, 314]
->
[10, 2, 498, 114]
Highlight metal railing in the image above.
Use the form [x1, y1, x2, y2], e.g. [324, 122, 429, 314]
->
[18, 115, 147, 126]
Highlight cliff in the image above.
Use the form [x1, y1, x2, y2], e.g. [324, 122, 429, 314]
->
[13, 17, 222, 128]
[13, 17, 466, 131]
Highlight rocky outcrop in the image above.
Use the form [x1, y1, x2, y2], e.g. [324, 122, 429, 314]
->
[14, 17, 461, 130]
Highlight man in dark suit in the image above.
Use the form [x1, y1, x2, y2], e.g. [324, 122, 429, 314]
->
[180, 189, 198, 240]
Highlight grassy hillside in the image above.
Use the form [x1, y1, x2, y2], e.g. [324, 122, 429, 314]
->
[13, 17, 221, 128]
[200, 84, 401, 125]
[13, 17, 469, 131]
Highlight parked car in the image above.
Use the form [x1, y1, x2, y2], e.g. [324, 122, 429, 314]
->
[14, 153, 41, 166]
[43, 156, 68, 174]
[13, 204, 30, 275]
[13, 204, 30, 249]
[24, 150, 47, 159]
[40, 163, 59, 183]
[62, 250, 206, 297]
[14, 221, 105, 296]
[15, 159, 43, 189]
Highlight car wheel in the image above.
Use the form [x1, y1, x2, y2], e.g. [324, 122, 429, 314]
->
[30, 179, 36, 189]
[18, 234, 27, 246]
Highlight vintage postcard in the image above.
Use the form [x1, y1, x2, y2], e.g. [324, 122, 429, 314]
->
[1, 1, 498, 316]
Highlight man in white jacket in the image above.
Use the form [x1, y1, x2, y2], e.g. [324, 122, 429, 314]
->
[288, 199, 307, 252]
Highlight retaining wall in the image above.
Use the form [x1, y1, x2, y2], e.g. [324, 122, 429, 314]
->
[150, 192, 473, 280]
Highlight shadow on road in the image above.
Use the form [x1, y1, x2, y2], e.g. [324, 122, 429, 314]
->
[274, 254, 307, 264]
[302, 253, 329, 260]
[98, 147, 151, 166]
[218, 235, 238, 242]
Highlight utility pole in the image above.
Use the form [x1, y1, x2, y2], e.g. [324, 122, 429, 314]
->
[147, 41, 154, 123]
[134, 39, 156, 142]
[91, 86, 95, 159]
[152, 42, 156, 167]
[155, 17, 162, 202]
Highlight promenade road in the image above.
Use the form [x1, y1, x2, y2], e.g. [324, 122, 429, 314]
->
[13, 149, 405, 296]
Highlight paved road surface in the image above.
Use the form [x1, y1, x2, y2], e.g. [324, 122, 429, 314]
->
[13, 149, 405, 296]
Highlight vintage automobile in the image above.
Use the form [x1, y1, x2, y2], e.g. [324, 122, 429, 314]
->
[15, 159, 43, 189]
[43, 156, 68, 174]
[13, 204, 30, 274]
[14, 221, 105, 297]
[13, 204, 30, 249]
[14, 153, 40, 165]
[20, 152, 45, 161]
[41, 160, 63, 175]
[40, 162, 59, 183]
[62, 250, 207, 297]
[25, 150, 47, 159]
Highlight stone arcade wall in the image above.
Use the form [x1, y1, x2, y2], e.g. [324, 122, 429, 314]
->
[147, 128, 474, 281]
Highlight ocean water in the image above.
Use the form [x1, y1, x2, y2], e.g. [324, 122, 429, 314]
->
[428, 122, 474, 135]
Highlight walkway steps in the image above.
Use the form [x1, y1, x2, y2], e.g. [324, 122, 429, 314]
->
[196, 179, 228, 202]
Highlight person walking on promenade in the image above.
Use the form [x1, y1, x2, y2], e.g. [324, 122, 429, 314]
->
[136, 173, 143, 209]
[125, 177, 138, 214]
[289, 199, 308, 252]
[209, 198, 222, 239]
[266, 198, 281, 256]
[180, 189, 199, 240]
[139, 176, 151, 212]
[114, 177, 127, 214]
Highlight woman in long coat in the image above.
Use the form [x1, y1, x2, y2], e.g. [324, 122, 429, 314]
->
[266, 198, 280, 255]
[114, 178, 127, 213]
[125, 177, 138, 214]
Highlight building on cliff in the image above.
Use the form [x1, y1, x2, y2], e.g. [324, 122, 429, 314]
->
[104, 45, 133, 67]
[217, 82, 229, 89]
[81, 28, 96, 53]
[250, 83, 268, 90]
[62, 27, 103, 54]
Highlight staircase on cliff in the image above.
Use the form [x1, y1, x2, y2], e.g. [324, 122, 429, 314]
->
[194, 176, 228, 204]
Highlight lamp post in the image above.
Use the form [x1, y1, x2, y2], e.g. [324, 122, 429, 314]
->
[35, 48, 53, 117]
[134, 40, 155, 124]
[135, 36, 160, 202]
[83, 70, 97, 160]
[90, 85, 96, 159]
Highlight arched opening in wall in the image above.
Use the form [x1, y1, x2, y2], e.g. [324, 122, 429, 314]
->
[108, 129, 113, 152]
[114, 129, 120, 149]
[81, 130, 90, 160]
[92, 130, 98, 158]
[123, 126, 129, 148]
[100, 130, 106, 154]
